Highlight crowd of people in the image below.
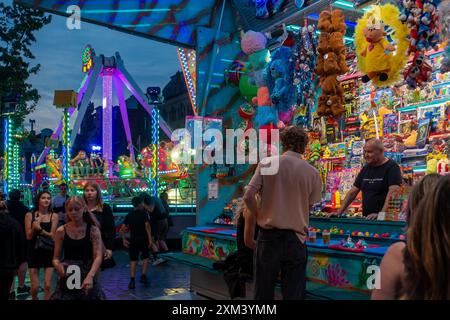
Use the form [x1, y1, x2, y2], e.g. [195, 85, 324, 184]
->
[0, 183, 172, 300]
[1, 126, 449, 300]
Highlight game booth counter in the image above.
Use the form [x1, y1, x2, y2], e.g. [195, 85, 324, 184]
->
[15, 0, 450, 300]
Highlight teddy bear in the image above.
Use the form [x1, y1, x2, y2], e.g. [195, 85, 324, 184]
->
[321, 75, 339, 95]
[315, 9, 347, 119]
[329, 32, 346, 55]
[265, 46, 295, 125]
[331, 9, 346, 34]
[318, 10, 332, 32]
[329, 95, 345, 117]
[317, 34, 330, 55]
[323, 52, 341, 74]
[317, 95, 332, 116]
[315, 55, 325, 76]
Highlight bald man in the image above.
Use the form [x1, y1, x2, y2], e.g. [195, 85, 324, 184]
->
[328, 139, 402, 220]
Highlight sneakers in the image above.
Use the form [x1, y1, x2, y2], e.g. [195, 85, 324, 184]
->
[8, 291, 16, 300]
[17, 285, 30, 295]
[140, 274, 149, 285]
[152, 258, 167, 266]
[128, 278, 135, 290]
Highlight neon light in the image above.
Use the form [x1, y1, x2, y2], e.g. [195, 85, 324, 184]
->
[82, 45, 94, 74]
[81, 9, 171, 14]
[62, 109, 71, 181]
[3, 118, 8, 195]
[177, 48, 197, 115]
[102, 75, 113, 174]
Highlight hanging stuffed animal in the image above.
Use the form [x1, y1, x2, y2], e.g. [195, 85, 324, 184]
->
[315, 9, 347, 118]
[438, 0, 450, 73]
[403, 52, 433, 89]
[239, 30, 271, 104]
[265, 46, 295, 126]
[293, 24, 318, 127]
[355, 4, 409, 87]
[399, 0, 440, 86]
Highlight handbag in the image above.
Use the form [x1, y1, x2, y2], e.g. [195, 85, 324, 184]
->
[101, 256, 116, 270]
[35, 234, 54, 251]
[33, 211, 54, 251]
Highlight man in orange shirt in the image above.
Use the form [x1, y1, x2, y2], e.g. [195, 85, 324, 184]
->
[244, 126, 322, 300]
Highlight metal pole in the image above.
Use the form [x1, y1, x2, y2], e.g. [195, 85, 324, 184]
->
[200, 0, 227, 116]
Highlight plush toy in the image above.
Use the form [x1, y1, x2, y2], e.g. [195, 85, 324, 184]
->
[438, 0, 450, 73]
[315, 9, 347, 118]
[293, 24, 318, 128]
[404, 130, 418, 147]
[403, 52, 433, 89]
[240, 30, 270, 88]
[317, 10, 333, 32]
[253, 87, 278, 127]
[323, 52, 341, 74]
[265, 46, 295, 125]
[330, 9, 346, 34]
[355, 4, 409, 87]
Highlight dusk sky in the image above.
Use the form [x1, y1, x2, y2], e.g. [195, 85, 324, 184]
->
[12, 0, 181, 131]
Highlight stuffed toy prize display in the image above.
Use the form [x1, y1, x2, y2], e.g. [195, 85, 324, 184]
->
[315, 9, 347, 118]
[438, 0, 450, 73]
[399, 0, 440, 88]
[355, 4, 409, 88]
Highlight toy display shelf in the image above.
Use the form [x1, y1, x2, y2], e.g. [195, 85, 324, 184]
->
[309, 216, 405, 237]
[397, 97, 450, 113]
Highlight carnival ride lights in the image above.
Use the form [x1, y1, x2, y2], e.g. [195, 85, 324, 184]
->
[177, 48, 197, 114]
[36, 45, 172, 182]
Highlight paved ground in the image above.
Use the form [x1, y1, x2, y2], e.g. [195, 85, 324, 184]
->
[12, 250, 192, 300]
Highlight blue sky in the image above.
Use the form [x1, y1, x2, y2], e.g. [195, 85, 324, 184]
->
[14, 1, 180, 131]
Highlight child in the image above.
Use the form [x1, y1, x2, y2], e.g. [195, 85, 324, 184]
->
[234, 197, 259, 278]
[120, 196, 153, 289]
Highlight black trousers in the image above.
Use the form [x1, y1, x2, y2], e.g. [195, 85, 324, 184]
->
[0, 271, 14, 300]
[254, 228, 308, 300]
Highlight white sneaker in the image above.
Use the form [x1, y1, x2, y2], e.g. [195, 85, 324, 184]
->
[152, 258, 167, 266]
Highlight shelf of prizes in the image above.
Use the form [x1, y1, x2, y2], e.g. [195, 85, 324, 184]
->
[165, 52, 450, 300]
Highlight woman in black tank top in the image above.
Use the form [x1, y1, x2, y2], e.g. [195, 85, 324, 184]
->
[24, 191, 58, 300]
[52, 196, 104, 300]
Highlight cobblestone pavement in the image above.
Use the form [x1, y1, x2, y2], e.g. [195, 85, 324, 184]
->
[12, 250, 191, 300]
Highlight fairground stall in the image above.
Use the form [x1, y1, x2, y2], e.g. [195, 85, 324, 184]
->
[16, 0, 450, 300]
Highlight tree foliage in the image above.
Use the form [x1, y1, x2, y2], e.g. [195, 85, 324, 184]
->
[0, 2, 52, 124]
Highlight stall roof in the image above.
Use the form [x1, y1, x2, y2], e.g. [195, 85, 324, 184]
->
[14, 0, 220, 48]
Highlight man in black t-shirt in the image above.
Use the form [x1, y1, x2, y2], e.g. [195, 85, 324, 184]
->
[120, 196, 153, 289]
[328, 139, 402, 220]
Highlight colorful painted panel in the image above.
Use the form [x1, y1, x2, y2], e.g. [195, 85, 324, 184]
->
[182, 231, 237, 260]
[306, 251, 381, 295]
[16, 0, 220, 48]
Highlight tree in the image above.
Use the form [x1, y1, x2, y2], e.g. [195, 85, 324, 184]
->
[0, 2, 52, 125]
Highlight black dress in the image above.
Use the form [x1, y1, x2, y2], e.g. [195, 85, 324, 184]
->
[51, 224, 104, 300]
[28, 212, 54, 269]
[91, 204, 116, 269]
[91, 204, 115, 251]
